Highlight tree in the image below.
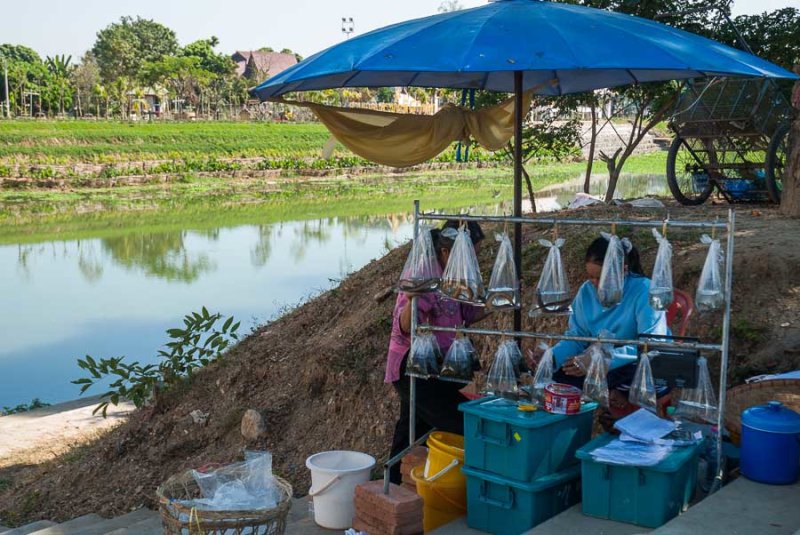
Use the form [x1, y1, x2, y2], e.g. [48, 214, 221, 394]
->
[716, 8, 799, 70]
[72, 53, 101, 116]
[45, 54, 73, 115]
[779, 73, 800, 217]
[142, 56, 213, 110]
[438, 0, 463, 13]
[181, 37, 235, 76]
[92, 16, 178, 83]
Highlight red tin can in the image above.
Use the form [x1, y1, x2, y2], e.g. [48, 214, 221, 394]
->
[544, 383, 582, 415]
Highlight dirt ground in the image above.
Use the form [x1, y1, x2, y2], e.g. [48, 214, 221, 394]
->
[1, 201, 799, 526]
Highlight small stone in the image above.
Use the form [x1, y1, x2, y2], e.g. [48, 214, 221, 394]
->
[241, 409, 267, 441]
[781, 322, 791, 327]
[189, 409, 209, 425]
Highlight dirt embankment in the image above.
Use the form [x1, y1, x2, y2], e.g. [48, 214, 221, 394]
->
[1, 203, 799, 525]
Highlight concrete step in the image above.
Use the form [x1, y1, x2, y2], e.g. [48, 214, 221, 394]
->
[529, 505, 648, 534]
[1, 521, 57, 535]
[51, 509, 156, 535]
[104, 515, 162, 535]
[653, 477, 800, 535]
[27, 514, 104, 535]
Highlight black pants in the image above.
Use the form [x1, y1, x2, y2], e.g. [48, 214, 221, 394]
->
[388, 354, 467, 484]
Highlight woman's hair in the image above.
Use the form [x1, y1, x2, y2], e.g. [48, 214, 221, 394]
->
[585, 236, 646, 276]
[441, 220, 485, 245]
[429, 220, 484, 264]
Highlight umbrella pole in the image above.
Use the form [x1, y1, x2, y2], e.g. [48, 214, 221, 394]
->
[513, 71, 523, 335]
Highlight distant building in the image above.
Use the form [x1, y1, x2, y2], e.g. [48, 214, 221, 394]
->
[232, 51, 298, 81]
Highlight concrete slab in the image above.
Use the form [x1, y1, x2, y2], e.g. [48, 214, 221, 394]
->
[286, 516, 343, 535]
[530, 505, 650, 534]
[654, 477, 800, 535]
[104, 515, 163, 535]
[1, 521, 57, 535]
[26, 514, 104, 535]
[63, 509, 156, 535]
[429, 516, 483, 534]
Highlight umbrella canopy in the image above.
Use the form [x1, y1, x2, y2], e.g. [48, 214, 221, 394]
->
[253, 0, 796, 100]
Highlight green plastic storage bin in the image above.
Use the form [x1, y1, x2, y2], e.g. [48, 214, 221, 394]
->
[576, 433, 701, 528]
[462, 464, 581, 535]
[460, 396, 597, 482]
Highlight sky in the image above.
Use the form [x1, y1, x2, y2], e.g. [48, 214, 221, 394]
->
[0, 0, 797, 61]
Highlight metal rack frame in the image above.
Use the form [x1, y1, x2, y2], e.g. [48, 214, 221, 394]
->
[406, 200, 735, 494]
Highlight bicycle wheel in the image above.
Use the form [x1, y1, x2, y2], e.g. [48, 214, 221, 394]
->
[666, 136, 715, 205]
[765, 123, 790, 204]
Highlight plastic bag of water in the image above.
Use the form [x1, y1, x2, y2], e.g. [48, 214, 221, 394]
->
[440, 225, 486, 304]
[406, 332, 442, 378]
[695, 234, 724, 312]
[649, 228, 674, 310]
[598, 232, 630, 309]
[533, 238, 570, 315]
[485, 232, 519, 310]
[531, 343, 555, 405]
[398, 226, 441, 293]
[485, 340, 521, 399]
[629, 352, 658, 412]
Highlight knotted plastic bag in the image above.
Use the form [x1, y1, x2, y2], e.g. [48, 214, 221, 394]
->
[531, 343, 555, 405]
[695, 234, 724, 312]
[440, 225, 485, 304]
[440, 335, 476, 382]
[649, 229, 674, 310]
[406, 332, 442, 378]
[598, 232, 630, 308]
[485, 340, 520, 398]
[534, 238, 571, 315]
[582, 344, 610, 407]
[675, 357, 718, 424]
[398, 227, 441, 293]
[485, 233, 519, 310]
[629, 352, 658, 412]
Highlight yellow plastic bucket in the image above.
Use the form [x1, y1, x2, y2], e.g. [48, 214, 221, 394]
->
[411, 465, 466, 532]
[424, 431, 465, 486]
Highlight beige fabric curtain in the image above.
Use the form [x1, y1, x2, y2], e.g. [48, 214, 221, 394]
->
[279, 91, 534, 168]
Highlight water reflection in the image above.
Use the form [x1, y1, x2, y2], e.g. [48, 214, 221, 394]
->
[101, 233, 215, 283]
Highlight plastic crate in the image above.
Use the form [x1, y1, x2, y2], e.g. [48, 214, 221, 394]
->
[462, 464, 580, 535]
[575, 433, 701, 528]
[459, 396, 596, 482]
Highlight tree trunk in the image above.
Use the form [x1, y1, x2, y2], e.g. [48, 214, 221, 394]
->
[522, 165, 537, 213]
[584, 100, 598, 193]
[779, 73, 800, 217]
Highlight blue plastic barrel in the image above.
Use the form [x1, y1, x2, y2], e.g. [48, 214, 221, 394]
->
[740, 401, 800, 485]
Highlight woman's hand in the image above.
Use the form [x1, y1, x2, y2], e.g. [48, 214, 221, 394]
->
[525, 348, 542, 372]
[561, 357, 587, 377]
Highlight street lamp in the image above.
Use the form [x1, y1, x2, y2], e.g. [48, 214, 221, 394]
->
[341, 17, 355, 39]
[0, 53, 9, 118]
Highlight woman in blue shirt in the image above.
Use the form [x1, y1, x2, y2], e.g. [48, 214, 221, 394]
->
[550, 235, 669, 423]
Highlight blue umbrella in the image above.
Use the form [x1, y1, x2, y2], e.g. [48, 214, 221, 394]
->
[251, 0, 796, 333]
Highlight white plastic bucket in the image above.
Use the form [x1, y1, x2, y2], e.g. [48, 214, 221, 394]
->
[306, 450, 376, 529]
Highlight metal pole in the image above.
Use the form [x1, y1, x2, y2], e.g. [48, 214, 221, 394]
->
[418, 212, 728, 229]
[712, 208, 735, 492]
[513, 70, 523, 335]
[409, 200, 420, 447]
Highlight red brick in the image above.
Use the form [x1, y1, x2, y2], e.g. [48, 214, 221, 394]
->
[355, 502, 423, 528]
[354, 480, 423, 516]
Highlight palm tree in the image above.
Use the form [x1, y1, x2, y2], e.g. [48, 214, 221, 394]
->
[45, 54, 73, 115]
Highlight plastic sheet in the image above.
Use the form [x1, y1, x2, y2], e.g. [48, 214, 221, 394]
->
[184, 451, 282, 511]
[531, 343, 555, 405]
[440, 225, 486, 304]
[582, 344, 610, 407]
[406, 332, 442, 378]
[398, 227, 441, 293]
[695, 234, 724, 312]
[629, 353, 658, 413]
[440, 335, 477, 382]
[649, 228, 674, 310]
[485, 233, 519, 310]
[533, 238, 570, 315]
[675, 357, 718, 424]
[598, 232, 630, 308]
[590, 439, 673, 467]
[485, 340, 520, 398]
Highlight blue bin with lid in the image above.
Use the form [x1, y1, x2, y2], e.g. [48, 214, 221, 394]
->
[462, 464, 581, 535]
[459, 396, 597, 482]
[576, 433, 701, 528]
[741, 401, 800, 485]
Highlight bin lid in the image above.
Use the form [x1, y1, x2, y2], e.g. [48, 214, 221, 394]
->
[742, 401, 800, 434]
[461, 463, 580, 492]
[459, 396, 597, 428]
[575, 433, 701, 473]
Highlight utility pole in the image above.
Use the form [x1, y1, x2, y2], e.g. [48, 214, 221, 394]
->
[1, 53, 9, 118]
[341, 17, 355, 39]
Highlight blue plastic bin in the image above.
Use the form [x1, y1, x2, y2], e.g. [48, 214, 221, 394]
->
[462, 464, 581, 535]
[576, 433, 701, 528]
[460, 396, 596, 482]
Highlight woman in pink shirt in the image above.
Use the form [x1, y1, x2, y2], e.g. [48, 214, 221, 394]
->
[387, 221, 487, 484]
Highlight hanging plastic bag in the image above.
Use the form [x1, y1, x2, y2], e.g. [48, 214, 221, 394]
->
[695, 234, 724, 312]
[398, 227, 441, 293]
[649, 228, 674, 310]
[485, 233, 519, 310]
[531, 343, 555, 405]
[440, 335, 476, 382]
[485, 340, 520, 398]
[675, 357, 718, 424]
[582, 344, 610, 407]
[406, 332, 442, 378]
[598, 232, 630, 308]
[629, 352, 658, 413]
[440, 225, 485, 304]
[533, 238, 571, 315]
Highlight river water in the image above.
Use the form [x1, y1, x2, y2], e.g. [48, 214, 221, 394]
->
[0, 173, 668, 408]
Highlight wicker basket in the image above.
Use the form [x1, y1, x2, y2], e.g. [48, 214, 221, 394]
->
[157, 463, 293, 535]
[724, 379, 800, 445]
